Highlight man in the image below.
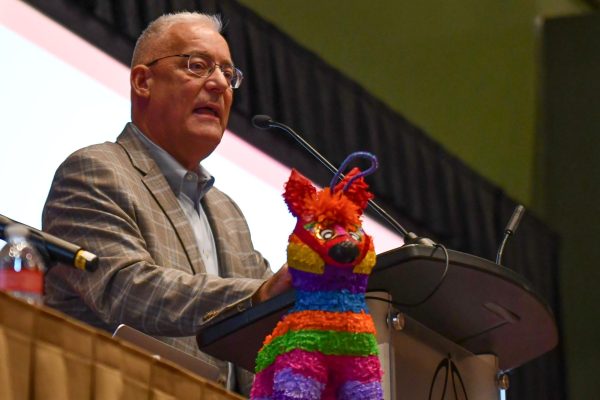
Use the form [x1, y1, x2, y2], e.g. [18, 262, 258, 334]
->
[42, 12, 291, 394]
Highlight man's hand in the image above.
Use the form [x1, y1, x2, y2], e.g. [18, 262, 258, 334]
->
[252, 264, 292, 304]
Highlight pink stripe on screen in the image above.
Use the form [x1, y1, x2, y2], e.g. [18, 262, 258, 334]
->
[218, 130, 293, 190]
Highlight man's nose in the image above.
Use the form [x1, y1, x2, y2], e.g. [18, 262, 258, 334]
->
[205, 67, 230, 91]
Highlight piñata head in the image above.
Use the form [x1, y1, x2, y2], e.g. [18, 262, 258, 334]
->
[283, 152, 377, 276]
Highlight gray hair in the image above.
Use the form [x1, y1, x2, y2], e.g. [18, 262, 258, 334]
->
[131, 12, 223, 67]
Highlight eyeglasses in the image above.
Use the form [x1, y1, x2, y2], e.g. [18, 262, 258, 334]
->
[145, 53, 244, 89]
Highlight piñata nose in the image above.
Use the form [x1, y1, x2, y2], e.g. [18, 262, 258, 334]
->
[328, 241, 359, 264]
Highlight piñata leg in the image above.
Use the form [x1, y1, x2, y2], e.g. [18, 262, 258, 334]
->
[271, 349, 328, 400]
[251, 366, 275, 399]
[338, 380, 383, 400]
[331, 355, 383, 400]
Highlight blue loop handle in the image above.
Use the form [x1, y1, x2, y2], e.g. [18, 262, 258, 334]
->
[329, 151, 378, 192]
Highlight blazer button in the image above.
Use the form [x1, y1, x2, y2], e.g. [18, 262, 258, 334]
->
[202, 310, 218, 321]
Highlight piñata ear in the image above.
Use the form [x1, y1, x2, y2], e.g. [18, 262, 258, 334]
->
[334, 167, 373, 214]
[283, 169, 317, 219]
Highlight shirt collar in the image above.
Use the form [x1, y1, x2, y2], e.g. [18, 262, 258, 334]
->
[129, 122, 215, 203]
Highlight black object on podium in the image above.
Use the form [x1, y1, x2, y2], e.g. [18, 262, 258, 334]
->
[196, 244, 558, 373]
[0, 213, 98, 271]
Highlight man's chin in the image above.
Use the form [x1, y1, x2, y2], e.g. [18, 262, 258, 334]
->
[187, 128, 223, 150]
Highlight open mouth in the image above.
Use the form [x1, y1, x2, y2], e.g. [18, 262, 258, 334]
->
[193, 106, 220, 119]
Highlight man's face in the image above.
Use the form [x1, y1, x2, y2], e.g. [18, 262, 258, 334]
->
[139, 22, 234, 168]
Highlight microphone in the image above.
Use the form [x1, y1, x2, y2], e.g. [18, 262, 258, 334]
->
[251, 115, 434, 245]
[251, 115, 273, 129]
[505, 204, 525, 235]
[495, 205, 525, 265]
[0, 213, 98, 271]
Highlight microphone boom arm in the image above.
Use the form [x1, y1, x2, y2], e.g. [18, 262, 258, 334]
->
[254, 116, 419, 241]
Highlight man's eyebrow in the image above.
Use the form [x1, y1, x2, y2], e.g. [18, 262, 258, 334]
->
[188, 51, 235, 66]
[187, 50, 211, 57]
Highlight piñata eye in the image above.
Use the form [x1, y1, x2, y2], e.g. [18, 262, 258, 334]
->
[349, 231, 361, 241]
[318, 229, 335, 240]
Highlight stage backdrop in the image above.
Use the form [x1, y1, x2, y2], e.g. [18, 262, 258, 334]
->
[2, 0, 566, 398]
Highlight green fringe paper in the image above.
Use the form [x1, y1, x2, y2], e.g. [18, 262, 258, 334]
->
[255, 330, 378, 372]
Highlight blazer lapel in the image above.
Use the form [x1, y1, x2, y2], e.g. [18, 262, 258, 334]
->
[116, 124, 204, 274]
[202, 188, 257, 279]
[202, 190, 230, 277]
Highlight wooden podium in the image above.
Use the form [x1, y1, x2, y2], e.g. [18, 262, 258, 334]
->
[197, 244, 558, 399]
[0, 292, 244, 400]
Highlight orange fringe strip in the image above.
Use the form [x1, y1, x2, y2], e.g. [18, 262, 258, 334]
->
[263, 310, 376, 346]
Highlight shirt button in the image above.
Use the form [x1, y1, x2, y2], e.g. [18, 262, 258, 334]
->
[185, 173, 194, 181]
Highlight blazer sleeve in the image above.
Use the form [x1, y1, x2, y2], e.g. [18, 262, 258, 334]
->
[42, 144, 269, 337]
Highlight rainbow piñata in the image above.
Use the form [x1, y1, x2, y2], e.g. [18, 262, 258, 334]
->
[251, 152, 383, 400]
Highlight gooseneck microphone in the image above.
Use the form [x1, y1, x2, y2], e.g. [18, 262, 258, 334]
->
[251, 115, 435, 246]
[495, 205, 525, 265]
[0, 214, 98, 271]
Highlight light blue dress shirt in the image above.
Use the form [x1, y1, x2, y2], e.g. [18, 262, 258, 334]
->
[130, 123, 220, 276]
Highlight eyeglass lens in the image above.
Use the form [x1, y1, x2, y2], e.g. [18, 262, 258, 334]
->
[187, 55, 242, 88]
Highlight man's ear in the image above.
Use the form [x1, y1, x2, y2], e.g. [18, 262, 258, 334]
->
[131, 65, 152, 98]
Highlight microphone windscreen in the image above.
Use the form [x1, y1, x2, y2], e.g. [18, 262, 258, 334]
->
[505, 205, 525, 234]
[251, 115, 273, 129]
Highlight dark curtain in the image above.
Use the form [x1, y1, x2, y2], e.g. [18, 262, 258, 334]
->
[23, 0, 566, 398]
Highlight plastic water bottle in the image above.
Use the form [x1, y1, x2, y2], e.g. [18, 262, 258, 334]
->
[0, 224, 46, 304]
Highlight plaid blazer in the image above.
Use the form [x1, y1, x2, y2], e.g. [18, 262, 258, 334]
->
[43, 123, 272, 391]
